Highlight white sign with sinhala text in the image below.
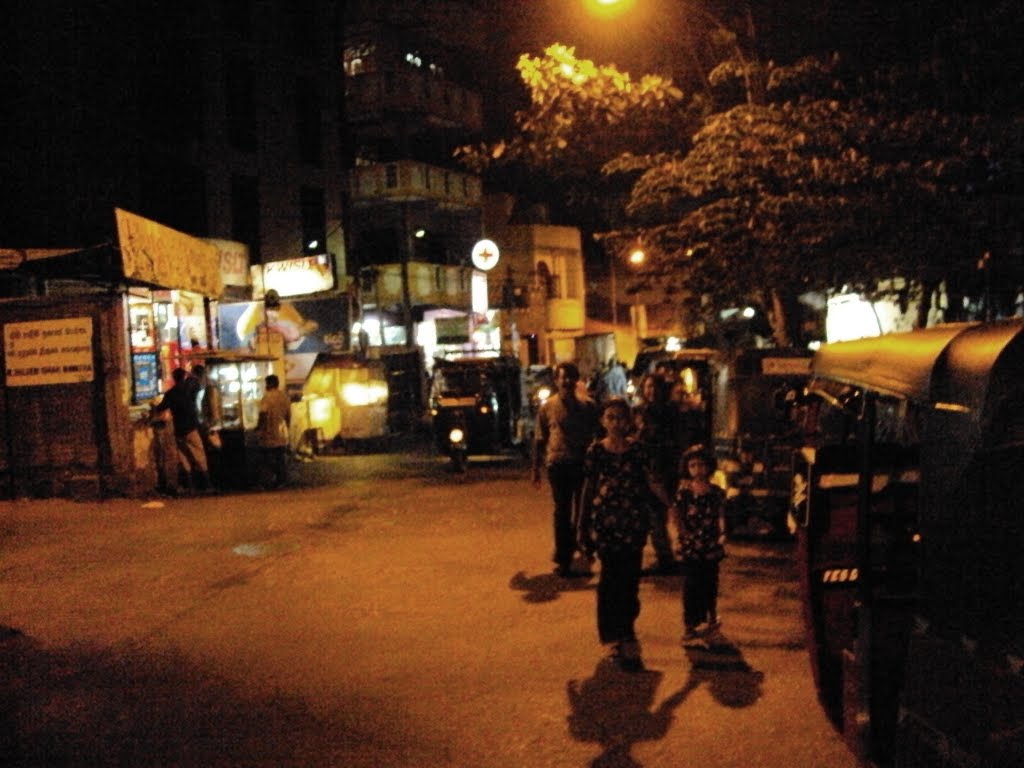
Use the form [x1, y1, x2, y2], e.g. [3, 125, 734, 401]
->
[4, 317, 95, 386]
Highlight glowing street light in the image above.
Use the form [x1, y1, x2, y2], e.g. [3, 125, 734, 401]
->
[582, 0, 636, 19]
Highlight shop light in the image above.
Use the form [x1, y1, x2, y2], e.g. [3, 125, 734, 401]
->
[308, 396, 334, 425]
[341, 381, 387, 407]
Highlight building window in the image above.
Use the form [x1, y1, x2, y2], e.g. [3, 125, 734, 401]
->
[226, 57, 257, 152]
[536, 262, 556, 299]
[295, 76, 321, 164]
[344, 42, 376, 76]
[300, 187, 326, 255]
[231, 175, 260, 263]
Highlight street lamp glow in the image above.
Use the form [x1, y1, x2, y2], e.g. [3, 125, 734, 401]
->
[583, 0, 635, 20]
[629, 248, 646, 265]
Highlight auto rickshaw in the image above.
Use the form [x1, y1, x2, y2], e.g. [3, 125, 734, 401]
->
[793, 320, 1024, 767]
[429, 355, 524, 471]
[718, 348, 812, 537]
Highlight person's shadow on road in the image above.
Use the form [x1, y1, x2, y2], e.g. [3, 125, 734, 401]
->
[509, 570, 594, 603]
[681, 633, 765, 708]
[566, 659, 687, 768]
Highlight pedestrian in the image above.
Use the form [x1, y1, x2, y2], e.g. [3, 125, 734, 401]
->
[257, 374, 291, 489]
[672, 444, 727, 642]
[532, 361, 601, 578]
[602, 357, 627, 399]
[153, 367, 210, 493]
[578, 398, 671, 671]
[192, 364, 223, 487]
[633, 372, 681, 574]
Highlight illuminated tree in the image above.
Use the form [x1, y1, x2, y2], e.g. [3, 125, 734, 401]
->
[465, 4, 1023, 345]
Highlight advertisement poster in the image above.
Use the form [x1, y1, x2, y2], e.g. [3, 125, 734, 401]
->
[132, 352, 161, 402]
[218, 296, 349, 384]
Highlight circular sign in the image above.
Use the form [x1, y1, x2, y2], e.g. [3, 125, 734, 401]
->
[471, 239, 500, 271]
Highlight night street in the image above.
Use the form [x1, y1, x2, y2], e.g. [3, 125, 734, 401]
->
[0, 442, 858, 768]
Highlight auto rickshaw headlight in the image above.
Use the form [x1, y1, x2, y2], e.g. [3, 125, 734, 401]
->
[448, 427, 465, 444]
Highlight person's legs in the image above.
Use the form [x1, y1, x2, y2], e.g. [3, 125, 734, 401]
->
[599, 548, 645, 669]
[705, 561, 721, 627]
[597, 548, 643, 644]
[682, 562, 707, 635]
[548, 462, 583, 572]
[179, 430, 210, 490]
[265, 447, 288, 488]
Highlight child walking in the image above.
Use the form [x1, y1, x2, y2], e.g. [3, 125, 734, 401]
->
[672, 444, 727, 642]
[577, 398, 670, 671]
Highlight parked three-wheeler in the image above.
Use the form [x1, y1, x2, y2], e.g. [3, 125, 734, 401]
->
[429, 355, 525, 471]
[719, 348, 812, 537]
[792, 320, 1024, 767]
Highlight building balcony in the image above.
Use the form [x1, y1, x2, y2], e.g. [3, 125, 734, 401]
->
[346, 70, 483, 132]
[349, 160, 482, 210]
[359, 261, 473, 313]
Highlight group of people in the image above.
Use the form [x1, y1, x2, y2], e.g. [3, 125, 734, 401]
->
[153, 366, 291, 494]
[532, 361, 725, 672]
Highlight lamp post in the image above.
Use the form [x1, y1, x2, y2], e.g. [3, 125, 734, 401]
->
[628, 246, 646, 343]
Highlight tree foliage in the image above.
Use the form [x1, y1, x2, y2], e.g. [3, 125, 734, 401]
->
[462, 7, 1023, 345]
[612, 54, 1022, 342]
[456, 44, 706, 229]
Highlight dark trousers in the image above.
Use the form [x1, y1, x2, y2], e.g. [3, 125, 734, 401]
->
[597, 548, 644, 644]
[682, 559, 720, 629]
[263, 446, 289, 489]
[547, 462, 584, 569]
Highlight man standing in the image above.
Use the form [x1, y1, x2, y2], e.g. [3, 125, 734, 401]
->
[154, 367, 210, 493]
[192, 364, 223, 488]
[532, 361, 600, 577]
[257, 374, 291, 489]
[603, 358, 628, 399]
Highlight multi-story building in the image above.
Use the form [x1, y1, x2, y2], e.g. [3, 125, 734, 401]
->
[4, 0, 348, 310]
[342, 0, 490, 359]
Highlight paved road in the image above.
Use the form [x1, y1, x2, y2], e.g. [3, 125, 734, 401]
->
[0, 446, 859, 767]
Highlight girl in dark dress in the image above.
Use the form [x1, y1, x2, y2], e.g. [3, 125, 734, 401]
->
[672, 444, 727, 642]
[578, 399, 670, 670]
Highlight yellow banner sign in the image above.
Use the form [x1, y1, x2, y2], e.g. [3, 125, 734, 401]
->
[116, 208, 223, 295]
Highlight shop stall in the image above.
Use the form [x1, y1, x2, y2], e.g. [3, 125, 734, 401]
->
[0, 210, 238, 498]
[193, 351, 277, 489]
